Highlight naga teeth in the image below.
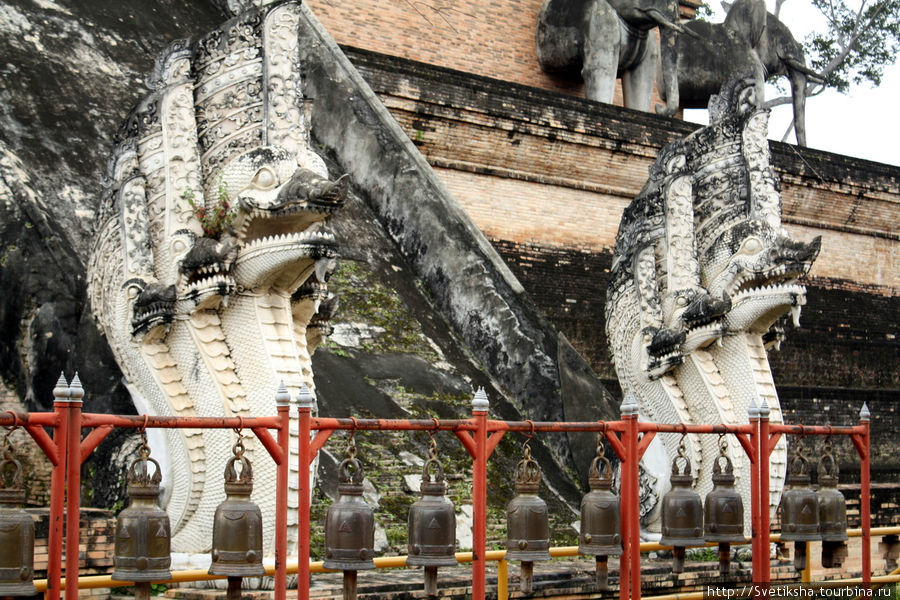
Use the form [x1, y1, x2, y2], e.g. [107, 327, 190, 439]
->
[791, 304, 802, 327]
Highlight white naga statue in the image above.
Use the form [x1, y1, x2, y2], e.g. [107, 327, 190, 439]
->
[605, 74, 820, 532]
[87, 1, 344, 554]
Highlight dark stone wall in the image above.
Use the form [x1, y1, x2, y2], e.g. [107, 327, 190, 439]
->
[780, 281, 899, 389]
[490, 240, 617, 383]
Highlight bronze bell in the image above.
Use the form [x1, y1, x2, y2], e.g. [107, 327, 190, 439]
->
[817, 446, 848, 569]
[210, 437, 265, 599]
[323, 454, 376, 570]
[578, 440, 621, 591]
[324, 441, 375, 600]
[659, 445, 703, 574]
[779, 443, 820, 571]
[506, 439, 550, 594]
[704, 444, 745, 576]
[112, 438, 172, 584]
[0, 449, 36, 597]
[407, 452, 456, 597]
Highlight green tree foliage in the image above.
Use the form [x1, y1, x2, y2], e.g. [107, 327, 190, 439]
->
[803, 0, 900, 92]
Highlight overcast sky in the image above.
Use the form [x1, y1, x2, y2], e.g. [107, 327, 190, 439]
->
[683, 0, 900, 167]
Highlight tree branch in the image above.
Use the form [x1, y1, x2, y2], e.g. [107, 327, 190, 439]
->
[780, 121, 795, 143]
[762, 85, 825, 110]
[818, 0, 888, 77]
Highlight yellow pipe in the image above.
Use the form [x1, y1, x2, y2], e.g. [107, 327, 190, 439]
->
[549, 546, 579, 557]
[801, 540, 812, 583]
[33, 526, 900, 593]
[497, 559, 508, 600]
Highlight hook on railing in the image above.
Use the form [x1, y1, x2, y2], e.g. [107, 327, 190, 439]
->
[2, 410, 19, 432]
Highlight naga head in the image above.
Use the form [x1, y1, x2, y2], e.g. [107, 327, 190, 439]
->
[86, 2, 345, 554]
[90, 5, 347, 345]
[607, 72, 820, 383]
[701, 218, 820, 335]
[687, 74, 820, 344]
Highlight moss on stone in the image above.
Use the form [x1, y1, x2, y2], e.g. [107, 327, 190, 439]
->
[324, 260, 440, 359]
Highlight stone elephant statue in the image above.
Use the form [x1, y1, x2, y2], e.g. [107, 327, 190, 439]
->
[656, 0, 820, 146]
[537, 0, 690, 110]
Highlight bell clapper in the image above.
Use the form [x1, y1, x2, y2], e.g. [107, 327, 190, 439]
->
[520, 560, 534, 594]
[134, 582, 151, 600]
[718, 542, 731, 577]
[342, 570, 357, 600]
[226, 576, 242, 600]
[673, 546, 686, 574]
[822, 541, 848, 568]
[793, 540, 808, 572]
[595, 555, 609, 591]
[424, 566, 438, 596]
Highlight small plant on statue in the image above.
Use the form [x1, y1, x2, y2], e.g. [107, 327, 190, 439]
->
[183, 180, 236, 238]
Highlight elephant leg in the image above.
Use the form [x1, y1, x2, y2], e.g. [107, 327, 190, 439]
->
[622, 33, 659, 111]
[655, 28, 679, 116]
[582, 0, 621, 103]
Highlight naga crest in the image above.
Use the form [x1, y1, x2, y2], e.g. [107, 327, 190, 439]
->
[606, 74, 820, 530]
[87, 1, 346, 554]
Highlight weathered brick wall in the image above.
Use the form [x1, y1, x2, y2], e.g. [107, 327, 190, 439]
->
[0, 381, 51, 506]
[348, 49, 899, 294]
[304, 0, 702, 104]
[33, 508, 115, 598]
[305, 0, 590, 98]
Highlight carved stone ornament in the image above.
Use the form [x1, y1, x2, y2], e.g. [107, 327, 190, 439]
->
[87, 0, 346, 554]
[605, 73, 820, 533]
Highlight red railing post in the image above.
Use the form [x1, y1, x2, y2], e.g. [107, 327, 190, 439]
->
[858, 403, 872, 587]
[274, 385, 292, 600]
[45, 375, 69, 600]
[63, 375, 84, 600]
[471, 389, 489, 600]
[297, 385, 314, 600]
[748, 400, 762, 583]
[618, 395, 641, 600]
[759, 399, 772, 586]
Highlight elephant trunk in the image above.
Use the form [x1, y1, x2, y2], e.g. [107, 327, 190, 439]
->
[655, 22, 680, 115]
[788, 66, 807, 147]
[644, 8, 695, 36]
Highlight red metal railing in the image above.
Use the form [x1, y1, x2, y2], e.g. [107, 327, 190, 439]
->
[3, 377, 871, 600]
